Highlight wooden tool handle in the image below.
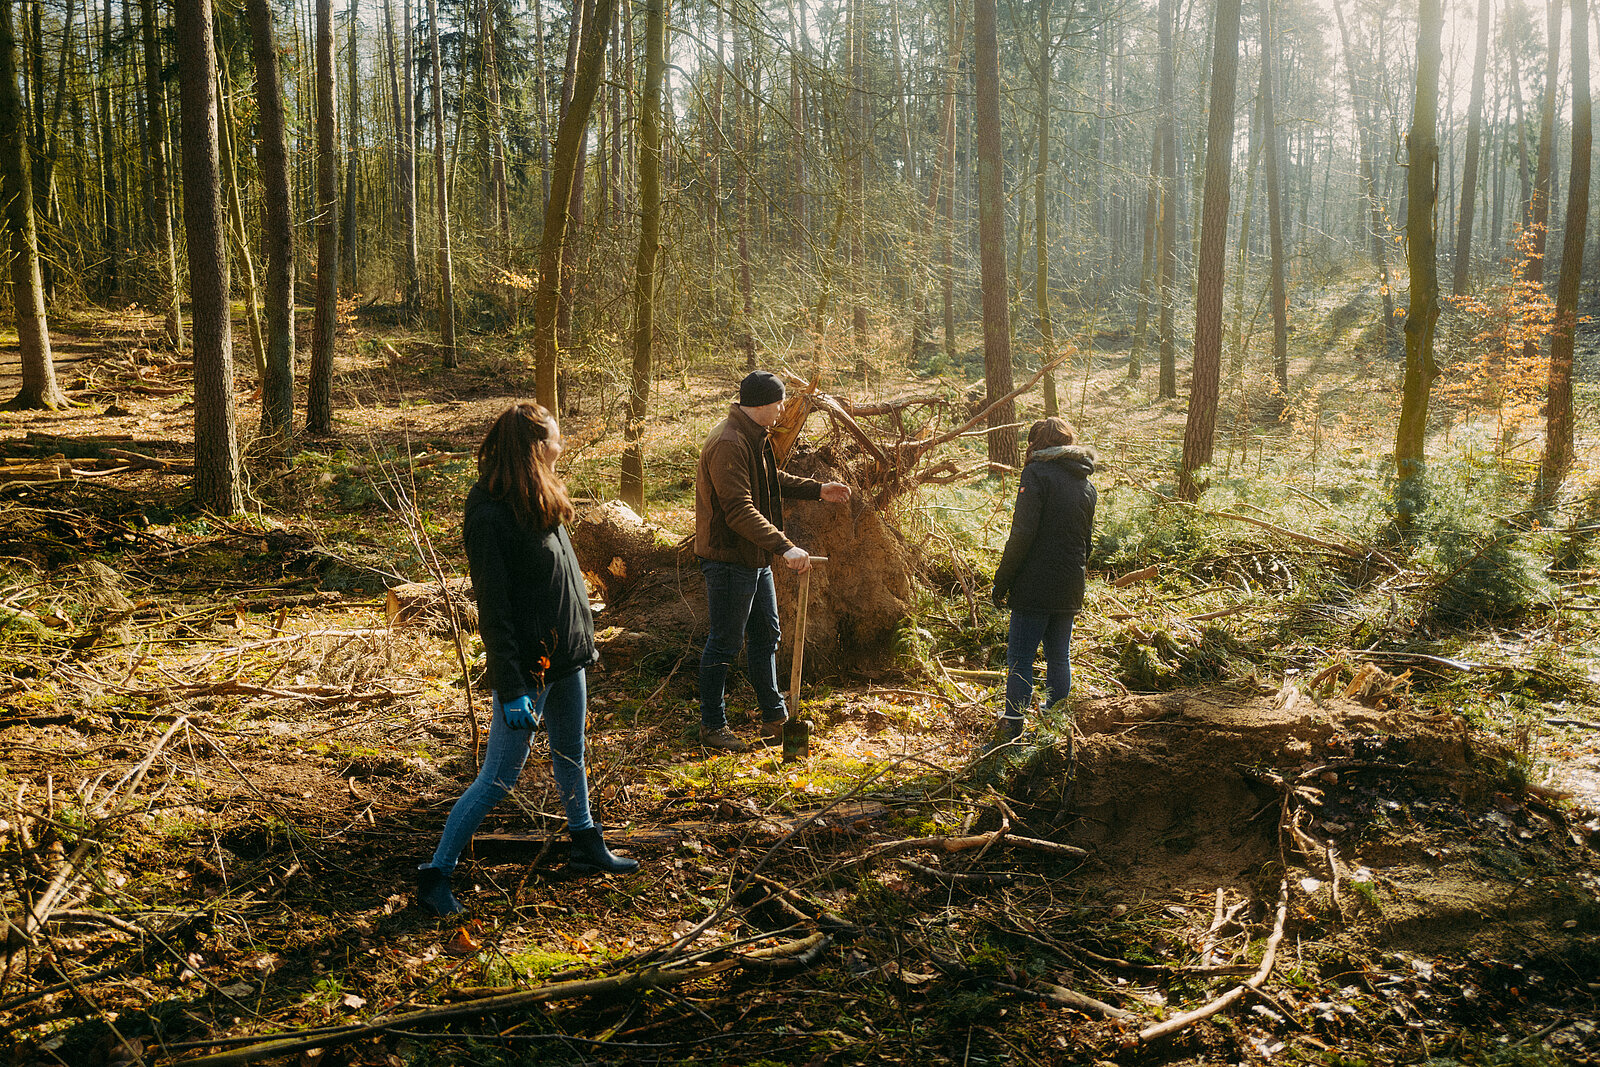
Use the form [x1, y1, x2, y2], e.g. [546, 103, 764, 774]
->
[788, 566, 811, 711]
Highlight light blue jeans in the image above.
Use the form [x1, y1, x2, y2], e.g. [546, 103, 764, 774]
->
[1004, 611, 1075, 723]
[422, 670, 593, 875]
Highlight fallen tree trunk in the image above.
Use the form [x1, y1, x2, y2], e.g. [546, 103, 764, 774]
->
[385, 577, 476, 632]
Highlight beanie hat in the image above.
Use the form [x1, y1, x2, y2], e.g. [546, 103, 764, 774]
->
[739, 370, 786, 407]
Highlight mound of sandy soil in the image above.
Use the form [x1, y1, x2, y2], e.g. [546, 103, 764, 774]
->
[996, 686, 1596, 961]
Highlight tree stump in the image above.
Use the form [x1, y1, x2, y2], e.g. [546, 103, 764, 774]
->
[385, 577, 477, 633]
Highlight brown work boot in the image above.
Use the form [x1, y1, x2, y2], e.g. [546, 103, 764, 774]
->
[758, 716, 788, 745]
[699, 726, 750, 752]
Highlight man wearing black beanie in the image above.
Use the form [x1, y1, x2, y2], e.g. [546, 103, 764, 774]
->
[693, 371, 850, 751]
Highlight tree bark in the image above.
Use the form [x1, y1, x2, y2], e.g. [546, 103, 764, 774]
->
[620, 0, 663, 513]
[139, 0, 182, 350]
[247, 0, 296, 450]
[1131, 129, 1160, 381]
[786, 0, 805, 250]
[217, 55, 267, 380]
[734, 12, 755, 372]
[974, 0, 1017, 466]
[1451, 0, 1491, 295]
[174, 0, 242, 512]
[850, 0, 867, 372]
[483, 0, 510, 280]
[399, 0, 419, 308]
[1538, 0, 1589, 502]
[1523, 0, 1560, 365]
[533, 0, 617, 411]
[1332, 0, 1393, 353]
[939, 0, 962, 370]
[97, 0, 118, 300]
[427, 0, 457, 366]
[1393, 0, 1443, 523]
[0, 0, 64, 410]
[1035, 0, 1056, 416]
[308, 0, 341, 432]
[1261, 0, 1288, 395]
[343, 0, 360, 294]
[1156, 0, 1178, 399]
[557, 0, 595, 360]
[1178, 0, 1242, 501]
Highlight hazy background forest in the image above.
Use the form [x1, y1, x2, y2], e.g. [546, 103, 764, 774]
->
[2, 0, 1595, 500]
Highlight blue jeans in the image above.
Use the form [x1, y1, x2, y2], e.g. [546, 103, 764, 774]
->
[698, 559, 787, 730]
[423, 670, 594, 875]
[1004, 611, 1074, 722]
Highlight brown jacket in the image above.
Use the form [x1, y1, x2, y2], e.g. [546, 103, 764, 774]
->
[695, 404, 822, 567]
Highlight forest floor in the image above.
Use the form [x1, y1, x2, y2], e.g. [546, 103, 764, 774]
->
[1, 292, 1599, 1067]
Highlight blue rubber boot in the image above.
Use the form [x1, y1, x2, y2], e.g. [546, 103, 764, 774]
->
[568, 828, 639, 875]
[416, 866, 464, 916]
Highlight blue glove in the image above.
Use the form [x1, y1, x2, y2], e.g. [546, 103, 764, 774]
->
[502, 694, 538, 730]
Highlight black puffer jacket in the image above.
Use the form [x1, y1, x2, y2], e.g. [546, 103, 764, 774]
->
[993, 445, 1098, 614]
[464, 483, 597, 700]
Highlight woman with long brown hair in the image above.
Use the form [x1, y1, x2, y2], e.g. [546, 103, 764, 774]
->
[417, 403, 636, 917]
[990, 417, 1098, 748]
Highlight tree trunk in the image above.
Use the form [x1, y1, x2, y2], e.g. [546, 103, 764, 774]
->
[1332, 0, 1393, 353]
[850, 0, 867, 372]
[1538, 0, 1589, 503]
[557, 0, 595, 361]
[1451, 0, 1491, 295]
[30, 0, 72, 304]
[1156, 0, 1178, 399]
[974, 0, 1017, 467]
[175, 0, 242, 513]
[138, 0, 182, 350]
[483, 0, 510, 268]
[343, 0, 360, 294]
[427, 0, 456, 366]
[1230, 94, 1261, 381]
[734, 14, 755, 372]
[620, 0, 663, 513]
[0, 0, 64, 410]
[98, 0, 117, 300]
[399, 0, 419, 308]
[532, 0, 551, 205]
[1524, 0, 1560, 364]
[1393, 0, 1443, 524]
[1131, 129, 1160, 380]
[247, 0, 296, 451]
[939, 0, 962, 370]
[1178, 0, 1241, 501]
[533, 0, 617, 411]
[1035, 0, 1057, 416]
[217, 55, 267, 380]
[1261, 0, 1288, 394]
[307, 0, 340, 432]
[1509, 26, 1533, 232]
[786, 0, 804, 250]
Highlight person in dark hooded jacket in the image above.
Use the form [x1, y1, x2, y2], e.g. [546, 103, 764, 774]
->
[415, 402, 637, 918]
[990, 417, 1097, 746]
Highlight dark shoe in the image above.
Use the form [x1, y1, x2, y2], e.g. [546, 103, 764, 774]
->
[699, 725, 751, 752]
[416, 866, 464, 917]
[569, 828, 640, 875]
[758, 716, 788, 745]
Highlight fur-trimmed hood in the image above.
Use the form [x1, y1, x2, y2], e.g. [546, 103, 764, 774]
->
[1028, 443, 1097, 476]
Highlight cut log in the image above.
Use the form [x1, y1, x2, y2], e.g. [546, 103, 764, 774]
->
[385, 578, 477, 633]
